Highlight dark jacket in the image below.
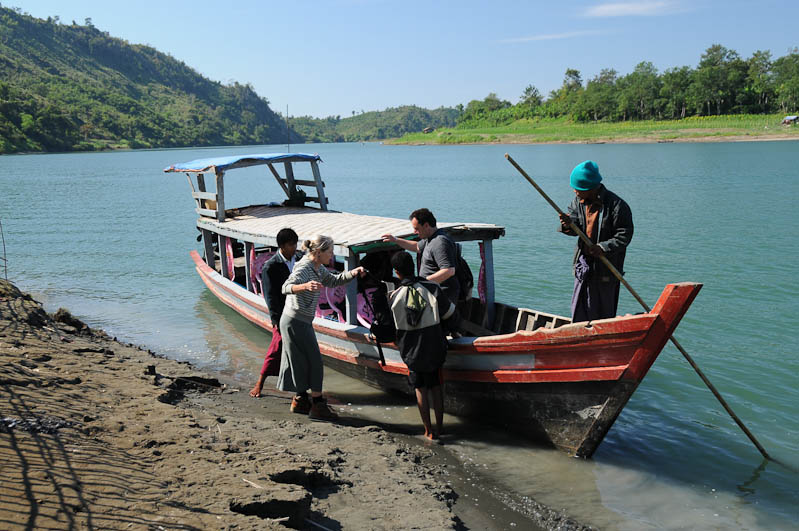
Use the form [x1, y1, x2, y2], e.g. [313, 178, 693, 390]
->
[388, 277, 455, 373]
[261, 250, 303, 322]
[558, 184, 633, 280]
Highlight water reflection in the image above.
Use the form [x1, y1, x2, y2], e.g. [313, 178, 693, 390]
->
[737, 459, 768, 497]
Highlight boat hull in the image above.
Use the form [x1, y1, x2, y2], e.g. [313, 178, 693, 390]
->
[190, 250, 700, 457]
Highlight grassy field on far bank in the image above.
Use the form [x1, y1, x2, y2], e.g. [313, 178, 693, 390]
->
[388, 114, 799, 145]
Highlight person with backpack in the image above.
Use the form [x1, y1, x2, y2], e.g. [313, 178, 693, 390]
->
[382, 208, 463, 335]
[387, 251, 456, 442]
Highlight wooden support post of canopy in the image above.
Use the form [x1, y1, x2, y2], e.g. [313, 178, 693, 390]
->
[505, 153, 776, 464]
[202, 229, 215, 270]
[345, 250, 360, 325]
[215, 170, 226, 222]
[244, 241, 254, 292]
[481, 239, 496, 329]
[310, 160, 328, 211]
[218, 234, 229, 279]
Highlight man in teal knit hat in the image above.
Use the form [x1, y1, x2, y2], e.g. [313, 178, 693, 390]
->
[558, 160, 633, 322]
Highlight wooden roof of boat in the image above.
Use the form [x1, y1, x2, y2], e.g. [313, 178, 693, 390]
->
[199, 205, 505, 254]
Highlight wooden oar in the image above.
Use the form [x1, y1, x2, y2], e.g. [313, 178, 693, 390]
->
[505, 153, 776, 463]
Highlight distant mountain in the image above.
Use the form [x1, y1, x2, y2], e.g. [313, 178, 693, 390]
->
[290, 106, 460, 143]
[0, 6, 297, 153]
[0, 7, 461, 154]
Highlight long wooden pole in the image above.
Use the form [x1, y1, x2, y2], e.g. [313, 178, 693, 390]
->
[505, 153, 775, 462]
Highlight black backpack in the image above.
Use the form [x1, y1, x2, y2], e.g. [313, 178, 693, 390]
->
[366, 282, 396, 343]
[361, 282, 396, 366]
[455, 244, 474, 302]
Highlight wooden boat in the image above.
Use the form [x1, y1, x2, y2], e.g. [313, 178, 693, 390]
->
[164, 153, 701, 458]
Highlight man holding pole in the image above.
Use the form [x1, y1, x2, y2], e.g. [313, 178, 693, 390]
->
[558, 160, 633, 322]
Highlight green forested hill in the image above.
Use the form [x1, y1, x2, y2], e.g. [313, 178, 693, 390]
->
[0, 7, 460, 154]
[290, 106, 459, 143]
[0, 6, 298, 153]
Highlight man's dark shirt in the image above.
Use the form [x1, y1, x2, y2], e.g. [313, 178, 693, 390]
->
[417, 228, 459, 298]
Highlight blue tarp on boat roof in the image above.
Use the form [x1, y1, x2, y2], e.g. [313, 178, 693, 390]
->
[163, 153, 322, 173]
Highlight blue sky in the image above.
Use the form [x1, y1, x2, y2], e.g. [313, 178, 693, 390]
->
[8, 1, 799, 118]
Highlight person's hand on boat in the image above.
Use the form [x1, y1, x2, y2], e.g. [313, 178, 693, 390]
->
[350, 266, 366, 278]
[301, 281, 322, 292]
[381, 233, 397, 243]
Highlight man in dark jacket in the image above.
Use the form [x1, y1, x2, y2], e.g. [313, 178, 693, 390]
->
[558, 160, 633, 322]
[250, 228, 302, 398]
[388, 251, 456, 441]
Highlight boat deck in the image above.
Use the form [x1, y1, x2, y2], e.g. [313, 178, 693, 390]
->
[197, 205, 505, 252]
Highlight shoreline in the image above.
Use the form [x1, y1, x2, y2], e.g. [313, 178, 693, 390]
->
[0, 279, 593, 530]
[388, 132, 799, 146]
[2, 130, 798, 156]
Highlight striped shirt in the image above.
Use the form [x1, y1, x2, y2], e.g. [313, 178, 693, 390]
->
[281, 255, 355, 321]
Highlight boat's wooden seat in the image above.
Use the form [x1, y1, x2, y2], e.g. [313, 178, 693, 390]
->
[515, 308, 571, 331]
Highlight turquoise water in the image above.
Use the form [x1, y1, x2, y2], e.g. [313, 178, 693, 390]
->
[1, 141, 797, 529]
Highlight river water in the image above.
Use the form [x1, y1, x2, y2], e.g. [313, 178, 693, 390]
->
[2, 141, 797, 529]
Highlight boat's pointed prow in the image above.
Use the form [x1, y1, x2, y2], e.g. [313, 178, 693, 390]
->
[623, 282, 702, 383]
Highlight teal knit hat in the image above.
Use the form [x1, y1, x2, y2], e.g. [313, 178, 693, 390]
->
[570, 160, 602, 191]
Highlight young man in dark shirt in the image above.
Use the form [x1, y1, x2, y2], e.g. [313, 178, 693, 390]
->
[382, 208, 461, 334]
[388, 251, 456, 441]
[249, 228, 302, 398]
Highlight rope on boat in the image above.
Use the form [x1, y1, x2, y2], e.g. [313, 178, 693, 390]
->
[505, 153, 780, 466]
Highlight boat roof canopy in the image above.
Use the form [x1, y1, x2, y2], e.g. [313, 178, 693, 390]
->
[198, 206, 505, 254]
[164, 153, 322, 174]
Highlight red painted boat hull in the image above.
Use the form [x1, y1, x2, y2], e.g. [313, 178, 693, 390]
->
[190, 250, 701, 457]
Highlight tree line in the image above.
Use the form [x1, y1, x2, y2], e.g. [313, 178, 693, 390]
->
[0, 6, 297, 153]
[289, 106, 459, 143]
[1, 3, 797, 154]
[457, 45, 799, 128]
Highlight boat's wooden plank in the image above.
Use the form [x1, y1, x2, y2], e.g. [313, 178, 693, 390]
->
[281, 178, 324, 187]
[195, 174, 218, 212]
[195, 207, 218, 218]
[192, 191, 218, 201]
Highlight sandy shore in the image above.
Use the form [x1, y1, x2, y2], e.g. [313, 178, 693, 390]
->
[0, 279, 595, 530]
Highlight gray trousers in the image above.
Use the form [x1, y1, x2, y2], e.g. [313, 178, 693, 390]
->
[277, 313, 324, 393]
